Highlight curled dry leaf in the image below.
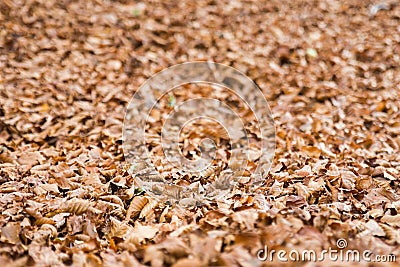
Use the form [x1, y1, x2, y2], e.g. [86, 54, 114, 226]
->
[125, 184, 136, 200]
[40, 183, 60, 194]
[107, 217, 132, 240]
[368, 208, 384, 218]
[74, 234, 92, 242]
[179, 197, 198, 208]
[3, 256, 29, 267]
[355, 177, 373, 191]
[125, 196, 148, 222]
[17, 151, 45, 166]
[40, 224, 57, 238]
[293, 182, 311, 200]
[28, 245, 63, 266]
[139, 198, 158, 221]
[170, 224, 199, 238]
[374, 179, 392, 191]
[301, 146, 322, 158]
[35, 217, 56, 226]
[100, 195, 125, 208]
[159, 205, 170, 223]
[110, 207, 126, 220]
[63, 199, 101, 215]
[200, 166, 218, 179]
[269, 180, 284, 197]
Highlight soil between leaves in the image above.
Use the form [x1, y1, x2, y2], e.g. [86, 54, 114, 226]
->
[0, 0, 400, 266]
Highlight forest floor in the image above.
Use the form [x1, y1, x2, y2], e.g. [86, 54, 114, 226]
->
[0, 0, 400, 266]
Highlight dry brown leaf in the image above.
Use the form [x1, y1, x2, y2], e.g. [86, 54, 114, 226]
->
[381, 214, 400, 227]
[139, 198, 158, 221]
[125, 196, 148, 222]
[63, 199, 101, 215]
[1, 223, 20, 244]
[125, 222, 158, 245]
[301, 146, 322, 158]
[170, 224, 199, 237]
[35, 217, 56, 226]
[107, 217, 132, 240]
[1, 0, 400, 265]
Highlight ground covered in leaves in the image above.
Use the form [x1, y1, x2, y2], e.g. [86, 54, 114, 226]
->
[1, 0, 400, 266]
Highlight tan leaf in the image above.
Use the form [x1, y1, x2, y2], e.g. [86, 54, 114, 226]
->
[381, 214, 400, 227]
[125, 196, 148, 222]
[17, 151, 45, 166]
[294, 165, 312, 177]
[364, 220, 385, 236]
[286, 195, 307, 208]
[301, 146, 322, 158]
[139, 198, 158, 221]
[125, 222, 158, 245]
[1, 223, 20, 244]
[107, 217, 132, 240]
[63, 199, 101, 215]
[340, 170, 357, 189]
[231, 209, 258, 230]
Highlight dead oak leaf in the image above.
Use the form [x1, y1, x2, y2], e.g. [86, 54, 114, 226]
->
[294, 165, 312, 177]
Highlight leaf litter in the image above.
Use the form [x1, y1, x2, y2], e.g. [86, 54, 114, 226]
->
[0, 0, 400, 266]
